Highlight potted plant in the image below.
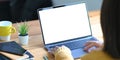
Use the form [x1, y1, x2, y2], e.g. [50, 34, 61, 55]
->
[18, 22, 29, 45]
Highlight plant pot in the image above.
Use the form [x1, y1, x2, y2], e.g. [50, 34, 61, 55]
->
[18, 34, 29, 45]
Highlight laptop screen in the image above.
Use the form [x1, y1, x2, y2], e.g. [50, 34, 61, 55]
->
[38, 3, 92, 44]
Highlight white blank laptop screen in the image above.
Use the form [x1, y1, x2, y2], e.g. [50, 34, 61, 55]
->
[39, 3, 91, 44]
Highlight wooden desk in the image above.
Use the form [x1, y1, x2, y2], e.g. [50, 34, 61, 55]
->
[11, 11, 102, 60]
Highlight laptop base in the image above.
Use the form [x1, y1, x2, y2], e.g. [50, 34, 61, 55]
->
[45, 36, 98, 58]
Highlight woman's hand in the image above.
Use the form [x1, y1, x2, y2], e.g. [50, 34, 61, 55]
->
[84, 41, 103, 52]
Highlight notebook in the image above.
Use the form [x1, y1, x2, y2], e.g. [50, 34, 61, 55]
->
[0, 41, 26, 56]
[37, 3, 98, 58]
[0, 41, 34, 60]
[0, 51, 29, 60]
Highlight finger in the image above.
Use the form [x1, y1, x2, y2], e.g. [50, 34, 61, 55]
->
[50, 46, 59, 54]
[50, 48, 55, 54]
[54, 46, 59, 50]
[84, 41, 93, 46]
[84, 43, 95, 52]
[85, 41, 100, 47]
[87, 46, 96, 52]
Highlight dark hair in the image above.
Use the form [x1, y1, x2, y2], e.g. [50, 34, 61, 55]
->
[100, 0, 120, 58]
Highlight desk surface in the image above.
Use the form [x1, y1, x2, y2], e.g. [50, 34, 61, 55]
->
[10, 11, 102, 60]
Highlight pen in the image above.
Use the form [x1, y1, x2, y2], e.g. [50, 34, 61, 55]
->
[43, 55, 48, 60]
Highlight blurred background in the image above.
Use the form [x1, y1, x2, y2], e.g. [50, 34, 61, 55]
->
[0, 0, 102, 23]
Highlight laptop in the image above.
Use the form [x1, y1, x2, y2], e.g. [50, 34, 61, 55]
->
[37, 3, 98, 58]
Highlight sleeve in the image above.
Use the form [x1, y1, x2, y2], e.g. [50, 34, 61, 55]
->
[54, 46, 74, 60]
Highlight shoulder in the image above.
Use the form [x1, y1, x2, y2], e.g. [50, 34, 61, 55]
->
[80, 50, 113, 60]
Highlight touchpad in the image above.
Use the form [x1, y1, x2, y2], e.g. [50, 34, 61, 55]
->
[71, 48, 87, 58]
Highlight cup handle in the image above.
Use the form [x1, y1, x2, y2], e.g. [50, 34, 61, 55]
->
[10, 27, 16, 33]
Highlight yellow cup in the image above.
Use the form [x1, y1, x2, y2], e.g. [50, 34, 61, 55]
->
[0, 21, 16, 41]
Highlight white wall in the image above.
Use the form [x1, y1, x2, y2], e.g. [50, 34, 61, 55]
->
[52, 0, 103, 11]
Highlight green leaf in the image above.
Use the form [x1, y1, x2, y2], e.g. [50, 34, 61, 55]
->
[18, 22, 29, 36]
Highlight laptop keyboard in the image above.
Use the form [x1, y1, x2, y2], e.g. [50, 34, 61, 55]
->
[64, 40, 87, 50]
[49, 37, 96, 50]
